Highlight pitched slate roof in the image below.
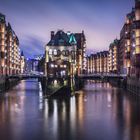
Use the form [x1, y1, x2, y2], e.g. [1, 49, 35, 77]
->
[47, 30, 73, 46]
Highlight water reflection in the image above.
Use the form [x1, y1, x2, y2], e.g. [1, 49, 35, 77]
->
[0, 79, 139, 140]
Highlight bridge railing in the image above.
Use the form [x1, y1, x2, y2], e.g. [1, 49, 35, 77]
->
[8, 74, 45, 79]
[79, 73, 127, 78]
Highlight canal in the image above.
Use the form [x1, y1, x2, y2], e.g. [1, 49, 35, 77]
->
[0, 79, 140, 140]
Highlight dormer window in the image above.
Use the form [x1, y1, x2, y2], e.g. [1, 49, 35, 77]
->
[59, 39, 64, 46]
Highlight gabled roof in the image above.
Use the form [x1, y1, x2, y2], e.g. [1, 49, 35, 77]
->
[47, 30, 72, 46]
[109, 39, 120, 48]
[69, 33, 77, 44]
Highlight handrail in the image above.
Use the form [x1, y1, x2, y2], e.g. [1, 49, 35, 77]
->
[79, 73, 127, 78]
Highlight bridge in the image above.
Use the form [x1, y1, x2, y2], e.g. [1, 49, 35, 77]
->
[1, 73, 128, 96]
[7, 74, 45, 80]
[7, 73, 127, 80]
[79, 73, 127, 79]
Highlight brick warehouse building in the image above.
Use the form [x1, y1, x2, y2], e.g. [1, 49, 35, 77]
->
[0, 13, 21, 75]
[45, 30, 86, 77]
[119, 0, 140, 77]
[87, 0, 140, 77]
[87, 51, 109, 74]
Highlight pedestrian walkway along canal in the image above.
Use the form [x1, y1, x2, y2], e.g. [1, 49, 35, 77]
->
[0, 79, 140, 140]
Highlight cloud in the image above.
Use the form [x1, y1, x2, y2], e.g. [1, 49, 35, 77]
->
[21, 36, 45, 58]
[0, 0, 134, 57]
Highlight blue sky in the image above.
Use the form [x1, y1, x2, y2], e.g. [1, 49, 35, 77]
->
[0, 0, 134, 57]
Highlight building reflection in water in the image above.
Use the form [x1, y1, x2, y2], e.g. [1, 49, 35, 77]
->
[0, 79, 140, 140]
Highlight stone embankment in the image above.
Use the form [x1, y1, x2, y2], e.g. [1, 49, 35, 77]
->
[0, 76, 19, 93]
[127, 78, 140, 95]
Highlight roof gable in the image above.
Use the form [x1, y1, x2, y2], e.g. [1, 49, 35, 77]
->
[47, 30, 72, 46]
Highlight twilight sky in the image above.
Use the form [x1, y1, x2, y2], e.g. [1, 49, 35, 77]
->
[0, 0, 134, 57]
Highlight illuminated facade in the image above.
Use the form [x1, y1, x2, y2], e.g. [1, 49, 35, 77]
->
[120, 25, 127, 74]
[74, 31, 86, 75]
[45, 30, 76, 78]
[25, 58, 40, 73]
[0, 13, 5, 75]
[0, 13, 21, 75]
[45, 30, 86, 77]
[87, 51, 109, 74]
[20, 51, 25, 74]
[119, 0, 140, 77]
[108, 39, 120, 74]
[131, 0, 140, 78]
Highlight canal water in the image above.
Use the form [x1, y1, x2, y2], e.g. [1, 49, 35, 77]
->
[0, 79, 140, 140]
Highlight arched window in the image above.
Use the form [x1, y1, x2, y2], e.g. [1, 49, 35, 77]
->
[62, 50, 69, 56]
[49, 49, 53, 55]
[62, 50, 66, 56]
[65, 50, 69, 56]
[54, 49, 57, 55]
[57, 50, 61, 56]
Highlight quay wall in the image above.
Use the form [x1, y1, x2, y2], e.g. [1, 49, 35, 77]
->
[0, 76, 19, 93]
[127, 78, 140, 95]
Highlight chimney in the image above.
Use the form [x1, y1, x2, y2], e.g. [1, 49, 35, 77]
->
[51, 31, 55, 40]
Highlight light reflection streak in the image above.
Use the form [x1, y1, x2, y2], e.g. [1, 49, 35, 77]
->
[39, 82, 43, 110]
[53, 100, 58, 137]
[70, 96, 76, 132]
[62, 101, 66, 121]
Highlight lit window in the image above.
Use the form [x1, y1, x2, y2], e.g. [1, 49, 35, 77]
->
[132, 43, 136, 47]
[136, 47, 140, 54]
[50, 64, 54, 68]
[49, 49, 53, 55]
[55, 65, 58, 68]
[54, 49, 57, 55]
[54, 80, 58, 86]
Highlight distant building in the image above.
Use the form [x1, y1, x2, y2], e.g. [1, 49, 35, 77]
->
[20, 51, 25, 74]
[25, 58, 39, 73]
[45, 30, 86, 77]
[0, 13, 21, 75]
[108, 39, 120, 74]
[119, 0, 140, 77]
[87, 51, 109, 74]
[37, 56, 45, 73]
